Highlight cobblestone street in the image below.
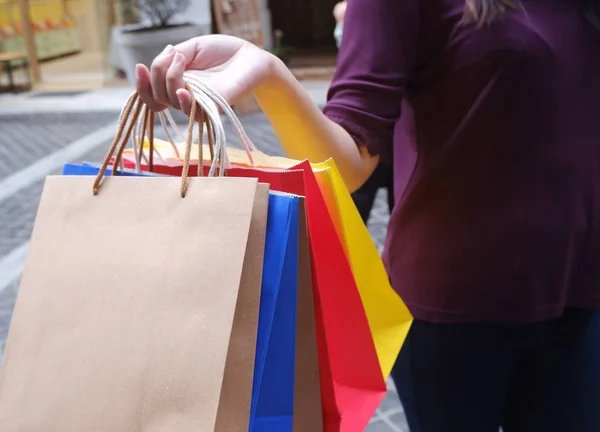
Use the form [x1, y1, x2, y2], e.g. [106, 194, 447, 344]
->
[0, 89, 408, 431]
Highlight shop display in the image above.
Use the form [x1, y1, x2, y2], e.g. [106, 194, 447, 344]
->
[0, 0, 81, 62]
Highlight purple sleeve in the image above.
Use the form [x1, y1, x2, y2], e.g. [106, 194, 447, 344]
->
[323, 0, 421, 159]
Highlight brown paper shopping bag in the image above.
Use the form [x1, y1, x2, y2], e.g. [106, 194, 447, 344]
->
[0, 92, 268, 432]
[294, 197, 323, 432]
[217, 182, 269, 432]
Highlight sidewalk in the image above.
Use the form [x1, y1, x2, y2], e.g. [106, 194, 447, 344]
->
[0, 84, 408, 431]
[0, 81, 330, 115]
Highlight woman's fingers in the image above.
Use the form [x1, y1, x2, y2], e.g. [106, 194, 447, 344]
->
[150, 45, 176, 107]
[166, 52, 187, 109]
[135, 64, 166, 112]
[139, 45, 189, 111]
[176, 89, 208, 124]
[136, 63, 199, 122]
[176, 89, 193, 117]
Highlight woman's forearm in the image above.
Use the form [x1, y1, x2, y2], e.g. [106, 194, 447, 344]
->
[253, 55, 378, 192]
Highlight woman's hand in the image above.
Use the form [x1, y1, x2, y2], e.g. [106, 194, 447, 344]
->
[135, 35, 275, 116]
[135, 33, 378, 192]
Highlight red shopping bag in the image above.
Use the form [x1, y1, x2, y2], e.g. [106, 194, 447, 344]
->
[121, 158, 387, 432]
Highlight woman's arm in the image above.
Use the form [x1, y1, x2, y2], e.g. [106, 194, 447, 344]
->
[251, 0, 416, 193]
[137, 39, 377, 192]
[254, 56, 379, 193]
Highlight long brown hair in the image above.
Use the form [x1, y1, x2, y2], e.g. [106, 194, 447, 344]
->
[463, 0, 600, 29]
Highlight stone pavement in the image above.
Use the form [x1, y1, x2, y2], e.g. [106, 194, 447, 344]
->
[0, 88, 408, 431]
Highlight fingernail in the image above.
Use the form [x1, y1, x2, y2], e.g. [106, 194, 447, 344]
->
[176, 89, 186, 103]
[135, 64, 141, 80]
[162, 45, 174, 56]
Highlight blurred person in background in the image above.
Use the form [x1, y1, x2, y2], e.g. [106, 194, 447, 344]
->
[136, 0, 600, 430]
[333, 1, 346, 48]
[333, 0, 395, 224]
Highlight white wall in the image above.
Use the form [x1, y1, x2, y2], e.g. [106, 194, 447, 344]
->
[177, 0, 212, 27]
[137, 0, 211, 33]
[110, 0, 212, 71]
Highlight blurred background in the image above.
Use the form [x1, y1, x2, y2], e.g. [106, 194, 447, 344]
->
[0, 0, 338, 93]
[0, 1, 404, 430]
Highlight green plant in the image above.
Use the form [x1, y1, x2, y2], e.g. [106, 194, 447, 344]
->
[116, 0, 140, 25]
[271, 29, 294, 64]
[272, 45, 294, 64]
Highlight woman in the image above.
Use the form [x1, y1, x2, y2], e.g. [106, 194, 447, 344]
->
[333, 0, 395, 223]
[136, 0, 600, 430]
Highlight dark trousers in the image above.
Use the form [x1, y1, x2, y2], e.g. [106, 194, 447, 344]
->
[392, 308, 600, 432]
[351, 163, 394, 222]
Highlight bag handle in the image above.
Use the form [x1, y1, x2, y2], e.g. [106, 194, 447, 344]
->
[139, 103, 218, 176]
[92, 84, 222, 198]
[129, 78, 227, 177]
[180, 76, 234, 175]
[151, 73, 264, 171]
[183, 73, 259, 166]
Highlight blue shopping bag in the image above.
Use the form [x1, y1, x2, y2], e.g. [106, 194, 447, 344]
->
[251, 192, 299, 432]
[62, 163, 160, 177]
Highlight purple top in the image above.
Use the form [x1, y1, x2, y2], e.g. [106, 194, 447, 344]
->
[324, 0, 600, 322]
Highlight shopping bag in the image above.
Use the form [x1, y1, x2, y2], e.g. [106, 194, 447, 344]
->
[0, 93, 269, 432]
[307, 161, 412, 377]
[249, 160, 410, 379]
[217, 183, 269, 432]
[64, 163, 323, 431]
[251, 195, 323, 432]
[251, 192, 299, 432]
[293, 197, 323, 432]
[62, 163, 161, 177]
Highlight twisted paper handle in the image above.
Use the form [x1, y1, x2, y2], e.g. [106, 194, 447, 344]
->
[134, 97, 218, 177]
[183, 73, 258, 156]
[152, 74, 262, 175]
[92, 84, 220, 197]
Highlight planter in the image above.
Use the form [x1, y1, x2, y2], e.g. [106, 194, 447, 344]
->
[114, 23, 207, 85]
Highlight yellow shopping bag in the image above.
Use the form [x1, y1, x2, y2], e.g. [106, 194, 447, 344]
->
[311, 160, 412, 378]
